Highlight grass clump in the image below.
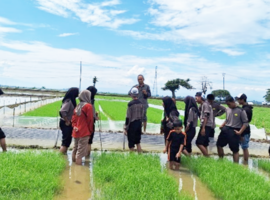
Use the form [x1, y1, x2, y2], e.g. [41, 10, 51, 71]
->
[258, 159, 270, 173]
[0, 151, 66, 200]
[182, 156, 270, 200]
[93, 153, 192, 200]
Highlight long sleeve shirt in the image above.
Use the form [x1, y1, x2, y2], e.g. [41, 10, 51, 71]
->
[187, 108, 198, 128]
[125, 99, 144, 130]
[60, 99, 75, 121]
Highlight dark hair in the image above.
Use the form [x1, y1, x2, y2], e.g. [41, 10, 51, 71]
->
[225, 96, 235, 103]
[137, 74, 144, 79]
[173, 120, 182, 128]
[207, 94, 215, 100]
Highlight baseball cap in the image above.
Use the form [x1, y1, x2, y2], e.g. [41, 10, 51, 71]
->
[195, 92, 202, 97]
[235, 93, 247, 100]
[130, 87, 139, 97]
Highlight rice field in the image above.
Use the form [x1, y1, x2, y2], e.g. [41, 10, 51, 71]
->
[182, 156, 270, 200]
[258, 159, 270, 173]
[0, 151, 66, 200]
[92, 153, 192, 200]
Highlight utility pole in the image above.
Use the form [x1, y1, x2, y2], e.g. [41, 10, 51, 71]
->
[152, 66, 158, 97]
[79, 61, 82, 91]
[222, 73, 226, 90]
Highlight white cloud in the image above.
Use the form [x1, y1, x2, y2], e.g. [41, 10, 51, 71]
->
[58, 32, 78, 37]
[120, 0, 270, 47]
[0, 17, 16, 25]
[0, 17, 21, 36]
[0, 39, 269, 100]
[35, 0, 139, 29]
[214, 49, 245, 56]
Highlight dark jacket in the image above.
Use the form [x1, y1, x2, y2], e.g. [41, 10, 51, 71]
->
[242, 104, 253, 136]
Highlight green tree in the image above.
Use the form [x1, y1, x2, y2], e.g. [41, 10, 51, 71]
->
[162, 78, 193, 98]
[93, 76, 98, 87]
[212, 89, 231, 101]
[264, 89, 270, 102]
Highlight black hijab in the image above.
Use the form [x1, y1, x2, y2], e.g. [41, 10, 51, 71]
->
[184, 96, 199, 127]
[0, 89, 4, 96]
[162, 96, 179, 118]
[62, 87, 79, 108]
[87, 86, 97, 105]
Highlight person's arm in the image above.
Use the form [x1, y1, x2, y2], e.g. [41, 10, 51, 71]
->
[163, 132, 172, 153]
[124, 106, 131, 135]
[143, 85, 151, 99]
[186, 109, 194, 132]
[71, 111, 78, 132]
[216, 104, 226, 117]
[201, 104, 210, 136]
[60, 101, 72, 126]
[234, 110, 248, 135]
[176, 135, 185, 158]
[87, 104, 94, 134]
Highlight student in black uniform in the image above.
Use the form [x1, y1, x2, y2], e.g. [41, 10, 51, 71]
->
[86, 86, 98, 156]
[163, 120, 186, 171]
[184, 96, 199, 155]
[235, 93, 253, 162]
[161, 96, 180, 144]
[0, 89, 7, 152]
[59, 87, 79, 154]
[217, 96, 249, 163]
[124, 87, 144, 153]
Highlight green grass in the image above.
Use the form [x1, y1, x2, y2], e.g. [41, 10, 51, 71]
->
[23, 101, 62, 117]
[258, 159, 270, 173]
[92, 153, 192, 200]
[182, 156, 270, 200]
[0, 151, 66, 200]
[98, 100, 164, 124]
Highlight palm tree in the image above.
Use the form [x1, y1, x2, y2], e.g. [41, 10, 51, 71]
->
[162, 78, 193, 98]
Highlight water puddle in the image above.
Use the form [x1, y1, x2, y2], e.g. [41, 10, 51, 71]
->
[55, 152, 92, 200]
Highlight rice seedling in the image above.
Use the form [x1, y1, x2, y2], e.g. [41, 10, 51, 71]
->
[92, 153, 192, 200]
[258, 159, 270, 173]
[182, 156, 270, 200]
[0, 151, 66, 200]
[23, 101, 62, 117]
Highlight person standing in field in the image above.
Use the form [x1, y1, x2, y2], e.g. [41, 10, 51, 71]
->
[206, 94, 226, 148]
[59, 87, 79, 154]
[124, 87, 144, 153]
[86, 86, 99, 156]
[235, 93, 253, 162]
[0, 89, 7, 152]
[161, 96, 180, 144]
[129, 75, 151, 133]
[217, 96, 249, 163]
[163, 120, 186, 171]
[195, 92, 214, 157]
[72, 90, 94, 165]
[183, 96, 199, 155]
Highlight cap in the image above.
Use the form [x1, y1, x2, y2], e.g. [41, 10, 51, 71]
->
[173, 119, 183, 127]
[235, 93, 247, 100]
[207, 94, 215, 100]
[195, 92, 202, 97]
[225, 96, 235, 103]
[130, 87, 139, 97]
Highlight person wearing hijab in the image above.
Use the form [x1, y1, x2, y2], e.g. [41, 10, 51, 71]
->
[184, 96, 199, 154]
[161, 96, 180, 144]
[59, 87, 79, 154]
[86, 86, 98, 156]
[0, 89, 7, 152]
[72, 90, 94, 165]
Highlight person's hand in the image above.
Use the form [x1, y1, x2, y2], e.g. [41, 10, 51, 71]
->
[95, 116, 100, 120]
[220, 125, 225, 129]
[74, 127, 78, 132]
[65, 121, 71, 126]
[234, 130, 242, 135]
[201, 127, 206, 136]
[163, 149, 167, 154]
[176, 152, 181, 158]
[160, 128, 164, 134]
[142, 90, 147, 95]
[124, 130, 127, 135]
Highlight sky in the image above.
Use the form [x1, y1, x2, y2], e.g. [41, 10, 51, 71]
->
[0, 0, 270, 101]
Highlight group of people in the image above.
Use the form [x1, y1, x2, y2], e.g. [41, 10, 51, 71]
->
[0, 75, 267, 169]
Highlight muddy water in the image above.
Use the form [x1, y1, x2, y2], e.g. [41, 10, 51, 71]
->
[55, 152, 92, 200]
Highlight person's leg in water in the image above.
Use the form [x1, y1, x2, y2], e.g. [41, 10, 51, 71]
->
[174, 162, 180, 171]
[136, 143, 142, 153]
[75, 136, 90, 165]
[0, 138, 7, 152]
[241, 134, 250, 163]
[60, 121, 72, 154]
[217, 146, 224, 158]
[72, 138, 78, 162]
[196, 127, 210, 157]
[169, 161, 174, 170]
[197, 145, 209, 157]
[233, 152, 239, 163]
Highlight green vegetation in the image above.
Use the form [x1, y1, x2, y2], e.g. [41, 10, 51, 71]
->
[93, 153, 192, 200]
[212, 89, 231, 101]
[258, 159, 270, 173]
[182, 156, 270, 200]
[23, 101, 62, 117]
[0, 151, 66, 200]
[162, 78, 193, 98]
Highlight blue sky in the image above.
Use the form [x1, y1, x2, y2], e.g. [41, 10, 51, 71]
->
[0, 0, 270, 101]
